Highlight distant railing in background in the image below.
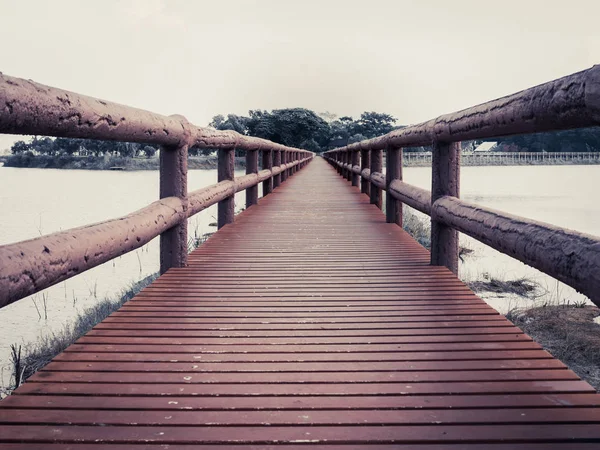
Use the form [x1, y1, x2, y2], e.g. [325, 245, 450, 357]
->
[402, 151, 600, 166]
[324, 65, 600, 305]
[0, 73, 314, 308]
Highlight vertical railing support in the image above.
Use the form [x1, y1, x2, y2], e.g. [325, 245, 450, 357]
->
[361, 148, 370, 196]
[273, 150, 282, 188]
[159, 143, 188, 274]
[263, 148, 273, 195]
[218, 147, 235, 229]
[431, 141, 460, 274]
[370, 148, 383, 209]
[386, 145, 403, 225]
[246, 149, 258, 208]
[345, 152, 351, 181]
[293, 151, 297, 175]
[282, 151, 288, 182]
[351, 150, 360, 187]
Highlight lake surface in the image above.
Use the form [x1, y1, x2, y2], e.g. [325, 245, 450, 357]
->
[0, 163, 598, 388]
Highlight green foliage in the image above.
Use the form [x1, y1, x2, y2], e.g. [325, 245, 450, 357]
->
[10, 136, 159, 158]
[351, 112, 397, 139]
[485, 127, 600, 153]
[208, 108, 398, 153]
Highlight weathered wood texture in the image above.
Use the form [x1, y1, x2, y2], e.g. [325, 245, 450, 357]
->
[159, 143, 188, 273]
[0, 72, 317, 155]
[431, 142, 460, 275]
[2, 158, 599, 447]
[361, 148, 370, 195]
[217, 147, 235, 229]
[262, 149, 273, 196]
[246, 149, 259, 208]
[369, 149, 383, 208]
[386, 146, 402, 225]
[324, 65, 600, 152]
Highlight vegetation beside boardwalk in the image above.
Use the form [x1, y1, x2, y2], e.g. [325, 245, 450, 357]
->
[3, 273, 158, 396]
[508, 304, 600, 391]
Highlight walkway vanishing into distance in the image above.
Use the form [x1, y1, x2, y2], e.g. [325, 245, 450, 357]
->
[1, 158, 600, 448]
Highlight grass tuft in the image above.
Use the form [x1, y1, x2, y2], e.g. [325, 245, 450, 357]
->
[4, 273, 157, 394]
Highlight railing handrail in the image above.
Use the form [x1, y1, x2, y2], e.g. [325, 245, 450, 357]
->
[0, 72, 313, 154]
[324, 65, 600, 153]
[0, 73, 314, 308]
[323, 65, 600, 306]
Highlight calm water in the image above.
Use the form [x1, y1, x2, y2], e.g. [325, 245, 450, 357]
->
[0, 164, 599, 388]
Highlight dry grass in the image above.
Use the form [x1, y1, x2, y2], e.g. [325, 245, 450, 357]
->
[507, 304, 600, 391]
[5, 273, 158, 393]
[467, 273, 542, 298]
[402, 208, 473, 261]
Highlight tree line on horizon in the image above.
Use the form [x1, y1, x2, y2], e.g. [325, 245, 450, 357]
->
[7, 109, 399, 157]
[8, 106, 600, 157]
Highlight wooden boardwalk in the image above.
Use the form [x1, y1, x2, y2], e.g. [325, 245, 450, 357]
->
[1, 157, 600, 448]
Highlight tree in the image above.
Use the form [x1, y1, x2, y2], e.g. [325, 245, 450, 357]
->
[143, 145, 157, 158]
[351, 112, 397, 139]
[54, 137, 81, 155]
[300, 138, 321, 152]
[348, 133, 367, 144]
[10, 140, 30, 155]
[210, 114, 250, 135]
[30, 137, 55, 155]
[247, 108, 330, 151]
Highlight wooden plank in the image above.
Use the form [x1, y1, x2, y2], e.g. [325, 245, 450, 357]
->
[1, 157, 598, 447]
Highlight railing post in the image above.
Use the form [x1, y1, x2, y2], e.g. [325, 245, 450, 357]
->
[370, 147, 383, 209]
[351, 150, 360, 187]
[273, 150, 282, 188]
[386, 145, 403, 225]
[282, 151, 288, 182]
[159, 144, 188, 273]
[345, 152, 351, 181]
[262, 148, 273, 195]
[293, 151, 297, 175]
[246, 149, 258, 208]
[361, 148, 370, 196]
[218, 147, 235, 229]
[431, 141, 460, 274]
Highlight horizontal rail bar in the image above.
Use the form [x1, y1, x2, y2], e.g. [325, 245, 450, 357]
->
[0, 157, 310, 308]
[0, 72, 308, 154]
[388, 180, 432, 215]
[370, 171, 386, 190]
[324, 65, 600, 153]
[326, 155, 600, 305]
[432, 196, 600, 305]
[0, 197, 186, 307]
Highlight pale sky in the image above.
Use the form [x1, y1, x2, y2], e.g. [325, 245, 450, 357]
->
[1, 0, 599, 151]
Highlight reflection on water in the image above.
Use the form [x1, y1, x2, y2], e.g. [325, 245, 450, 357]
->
[0, 164, 599, 388]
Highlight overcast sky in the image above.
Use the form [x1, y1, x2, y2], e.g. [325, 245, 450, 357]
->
[1, 0, 599, 150]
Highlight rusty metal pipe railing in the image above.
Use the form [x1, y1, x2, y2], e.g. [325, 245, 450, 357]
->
[0, 73, 314, 308]
[324, 65, 600, 305]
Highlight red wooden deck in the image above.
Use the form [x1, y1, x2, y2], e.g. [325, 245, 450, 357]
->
[1, 157, 599, 448]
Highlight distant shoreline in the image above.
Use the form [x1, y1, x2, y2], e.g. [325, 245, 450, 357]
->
[2, 153, 600, 170]
[1, 155, 246, 171]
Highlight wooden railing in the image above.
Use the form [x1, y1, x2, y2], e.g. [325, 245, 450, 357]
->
[324, 65, 600, 306]
[0, 73, 314, 308]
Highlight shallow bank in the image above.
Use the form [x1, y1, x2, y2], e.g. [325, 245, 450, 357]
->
[3, 154, 246, 171]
